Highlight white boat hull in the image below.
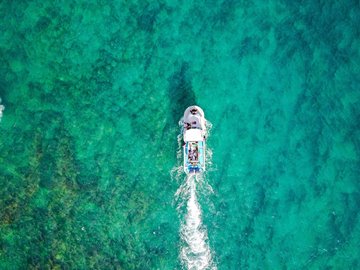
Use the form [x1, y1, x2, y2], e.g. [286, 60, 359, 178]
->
[183, 106, 206, 174]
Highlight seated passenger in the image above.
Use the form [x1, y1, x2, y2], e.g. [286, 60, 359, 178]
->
[191, 108, 197, 115]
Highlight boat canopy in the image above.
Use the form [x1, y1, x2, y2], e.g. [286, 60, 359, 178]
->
[184, 129, 204, 142]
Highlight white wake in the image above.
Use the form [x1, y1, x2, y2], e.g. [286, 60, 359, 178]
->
[176, 174, 215, 270]
[0, 98, 4, 121]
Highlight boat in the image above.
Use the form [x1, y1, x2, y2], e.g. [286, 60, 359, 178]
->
[183, 106, 206, 174]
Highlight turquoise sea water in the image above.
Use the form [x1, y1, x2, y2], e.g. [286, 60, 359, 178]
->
[1, 0, 360, 269]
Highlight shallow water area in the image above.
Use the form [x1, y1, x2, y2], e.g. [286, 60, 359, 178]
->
[1, 0, 360, 269]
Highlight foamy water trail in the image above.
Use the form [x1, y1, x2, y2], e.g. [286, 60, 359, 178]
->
[0, 98, 4, 121]
[173, 117, 216, 270]
[177, 174, 215, 270]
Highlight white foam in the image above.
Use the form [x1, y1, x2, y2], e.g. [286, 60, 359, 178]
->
[179, 175, 215, 270]
[0, 98, 4, 121]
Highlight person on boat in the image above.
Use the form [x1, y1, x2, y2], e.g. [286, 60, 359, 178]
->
[188, 149, 193, 160]
[194, 150, 198, 160]
[190, 108, 197, 115]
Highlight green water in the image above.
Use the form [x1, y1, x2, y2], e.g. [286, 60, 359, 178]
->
[1, 0, 360, 269]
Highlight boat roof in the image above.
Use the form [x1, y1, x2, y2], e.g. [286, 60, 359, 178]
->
[184, 129, 204, 142]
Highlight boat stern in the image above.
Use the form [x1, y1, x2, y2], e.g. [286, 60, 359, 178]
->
[183, 140, 206, 174]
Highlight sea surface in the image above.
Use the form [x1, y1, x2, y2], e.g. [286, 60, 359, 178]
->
[1, 0, 360, 269]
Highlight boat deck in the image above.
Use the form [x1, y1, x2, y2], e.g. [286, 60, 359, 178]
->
[184, 141, 205, 173]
